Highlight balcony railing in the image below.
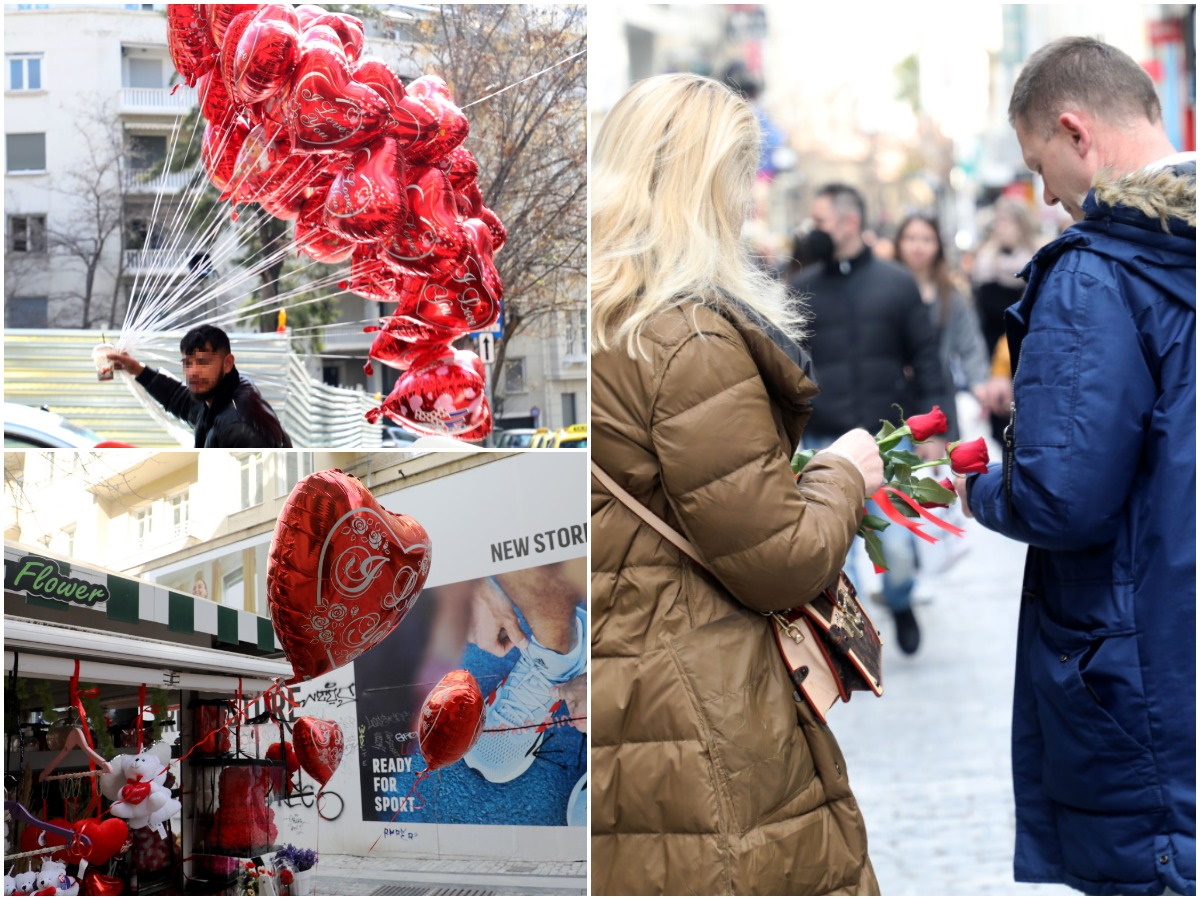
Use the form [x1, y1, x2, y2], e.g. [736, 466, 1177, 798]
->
[121, 85, 197, 114]
[123, 248, 191, 276]
[123, 168, 193, 194]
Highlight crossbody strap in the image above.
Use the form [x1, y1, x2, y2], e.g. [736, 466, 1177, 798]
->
[590, 461, 707, 571]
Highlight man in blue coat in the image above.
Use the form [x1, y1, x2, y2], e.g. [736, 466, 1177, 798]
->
[955, 37, 1195, 895]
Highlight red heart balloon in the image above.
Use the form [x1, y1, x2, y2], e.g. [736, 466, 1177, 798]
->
[198, 69, 238, 126]
[324, 135, 408, 242]
[217, 9, 257, 95]
[230, 124, 325, 204]
[304, 12, 365, 62]
[478, 205, 508, 253]
[202, 120, 251, 196]
[353, 57, 405, 108]
[418, 669, 485, 771]
[267, 468, 432, 682]
[292, 716, 344, 787]
[340, 248, 409, 304]
[167, 4, 218, 87]
[229, 6, 300, 105]
[58, 818, 129, 867]
[380, 167, 468, 275]
[82, 871, 126, 897]
[205, 3, 262, 46]
[371, 349, 489, 438]
[294, 188, 355, 263]
[367, 330, 451, 373]
[286, 26, 388, 153]
[376, 309, 463, 344]
[401, 75, 470, 166]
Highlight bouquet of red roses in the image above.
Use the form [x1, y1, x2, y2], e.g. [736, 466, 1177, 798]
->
[792, 406, 990, 572]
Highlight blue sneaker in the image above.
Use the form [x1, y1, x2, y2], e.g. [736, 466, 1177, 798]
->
[464, 605, 586, 783]
[566, 773, 586, 826]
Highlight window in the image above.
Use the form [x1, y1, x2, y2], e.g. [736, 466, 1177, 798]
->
[125, 217, 165, 251]
[62, 527, 75, 558]
[8, 214, 46, 253]
[132, 506, 153, 546]
[168, 492, 188, 538]
[7, 296, 48, 328]
[221, 566, 244, 609]
[561, 392, 577, 426]
[239, 454, 263, 509]
[6, 133, 46, 172]
[127, 134, 166, 171]
[563, 308, 586, 357]
[7, 53, 42, 91]
[126, 56, 163, 89]
[503, 358, 526, 394]
[277, 452, 313, 496]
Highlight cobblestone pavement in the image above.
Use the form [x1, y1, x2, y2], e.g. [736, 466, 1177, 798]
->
[833, 518, 1076, 896]
[314, 853, 585, 896]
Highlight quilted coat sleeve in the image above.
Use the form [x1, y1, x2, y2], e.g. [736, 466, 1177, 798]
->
[136, 366, 201, 428]
[969, 260, 1156, 550]
[651, 325, 866, 611]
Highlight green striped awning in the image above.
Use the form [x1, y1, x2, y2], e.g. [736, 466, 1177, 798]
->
[3, 544, 280, 653]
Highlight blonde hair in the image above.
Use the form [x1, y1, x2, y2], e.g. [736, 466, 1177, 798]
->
[591, 73, 805, 356]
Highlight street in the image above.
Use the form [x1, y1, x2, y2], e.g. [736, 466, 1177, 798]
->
[834, 518, 1075, 896]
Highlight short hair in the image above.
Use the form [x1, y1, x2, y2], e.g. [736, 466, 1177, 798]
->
[1009, 36, 1162, 136]
[180, 324, 231, 356]
[816, 183, 866, 230]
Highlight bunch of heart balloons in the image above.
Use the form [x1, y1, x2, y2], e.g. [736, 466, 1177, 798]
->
[168, 3, 506, 440]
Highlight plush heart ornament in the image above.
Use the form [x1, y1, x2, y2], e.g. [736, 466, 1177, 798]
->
[81, 871, 126, 896]
[292, 717, 344, 787]
[267, 468, 432, 682]
[418, 669, 485, 772]
[57, 818, 129, 867]
[120, 780, 152, 805]
[18, 818, 68, 854]
[286, 25, 389, 153]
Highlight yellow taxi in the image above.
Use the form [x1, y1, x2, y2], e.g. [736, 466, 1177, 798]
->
[549, 423, 588, 449]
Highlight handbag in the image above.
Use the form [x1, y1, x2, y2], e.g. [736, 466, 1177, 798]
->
[592, 461, 884, 722]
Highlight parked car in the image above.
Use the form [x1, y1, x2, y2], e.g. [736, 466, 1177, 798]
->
[381, 425, 420, 448]
[4, 403, 104, 449]
[494, 428, 538, 448]
[551, 424, 588, 449]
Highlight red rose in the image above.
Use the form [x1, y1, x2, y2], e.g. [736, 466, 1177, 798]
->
[949, 438, 990, 475]
[906, 406, 949, 441]
[920, 477, 957, 509]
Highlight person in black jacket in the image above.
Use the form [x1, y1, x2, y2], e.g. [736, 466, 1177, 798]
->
[789, 183, 947, 655]
[108, 325, 292, 448]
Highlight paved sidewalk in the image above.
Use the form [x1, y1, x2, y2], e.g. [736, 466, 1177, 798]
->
[315, 853, 585, 896]
[834, 519, 1075, 896]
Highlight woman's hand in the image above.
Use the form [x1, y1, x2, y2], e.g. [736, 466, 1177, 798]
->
[823, 428, 885, 495]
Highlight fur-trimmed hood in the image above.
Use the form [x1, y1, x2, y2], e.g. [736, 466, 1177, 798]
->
[1091, 159, 1197, 233]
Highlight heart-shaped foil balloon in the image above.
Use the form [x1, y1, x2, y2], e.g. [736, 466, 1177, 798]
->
[205, 3, 262, 46]
[401, 75, 470, 166]
[367, 331, 451, 373]
[167, 4, 218, 87]
[353, 57, 406, 108]
[198, 69, 237, 126]
[380, 167, 468, 275]
[58, 818, 129, 867]
[376, 309, 464, 345]
[81, 871, 126, 897]
[265, 740, 300, 793]
[324, 135, 407, 242]
[217, 8, 257, 95]
[478, 206, 508, 253]
[372, 349, 489, 438]
[304, 11, 365, 62]
[294, 189, 355, 264]
[418, 669, 485, 772]
[202, 120, 251, 196]
[339, 249, 408, 305]
[229, 5, 300, 105]
[286, 25, 388, 153]
[292, 716, 344, 787]
[267, 468, 432, 682]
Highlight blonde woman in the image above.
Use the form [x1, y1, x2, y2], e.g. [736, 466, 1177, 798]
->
[591, 73, 884, 896]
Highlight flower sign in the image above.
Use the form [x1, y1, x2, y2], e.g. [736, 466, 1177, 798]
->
[793, 406, 989, 572]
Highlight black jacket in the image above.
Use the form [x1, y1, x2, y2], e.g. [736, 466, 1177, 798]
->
[136, 365, 292, 448]
[789, 247, 947, 437]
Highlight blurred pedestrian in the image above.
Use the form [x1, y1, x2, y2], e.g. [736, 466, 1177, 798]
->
[789, 183, 947, 655]
[957, 36, 1195, 897]
[894, 213, 990, 442]
[591, 73, 883, 896]
[969, 199, 1039, 442]
[108, 324, 291, 448]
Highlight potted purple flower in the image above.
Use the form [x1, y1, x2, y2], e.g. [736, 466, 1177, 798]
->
[274, 844, 318, 896]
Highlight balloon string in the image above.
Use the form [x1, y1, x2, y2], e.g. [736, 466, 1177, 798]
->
[137, 683, 147, 754]
[460, 48, 586, 110]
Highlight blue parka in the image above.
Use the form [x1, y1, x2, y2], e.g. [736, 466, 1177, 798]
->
[968, 161, 1196, 896]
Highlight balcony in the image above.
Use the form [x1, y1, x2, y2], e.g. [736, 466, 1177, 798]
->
[124, 168, 194, 195]
[123, 248, 192, 277]
[120, 85, 197, 115]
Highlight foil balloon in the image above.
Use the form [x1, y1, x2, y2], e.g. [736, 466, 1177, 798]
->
[380, 167, 467, 275]
[198, 69, 237, 126]
[205, 3, 263, 46]
[418, 670, 485, 771]
[372, 349, 489, 438]
[286, 25, 389, 153]
[266, 468, 431, 682]
[229, 5, 300, 105]
[292, 717, 344, 787]
[304, 11, 365, 62]
[167, 4, 218, 87]
[81, 871, 126, 897]
[353, 56, 405, 108]
[401, 75, 470, 166]
[265, 740, 300, 793]
[367, 330, 450, 373]
[324, 135, 408, 242]
[375, 309, 463, 345]
[217, 7, 257, 95]
[294, 191, 355, 264]
[202, 120, 251, 195]
[339, 249, 408, 304]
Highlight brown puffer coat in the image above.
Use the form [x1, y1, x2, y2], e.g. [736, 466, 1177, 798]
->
[592, 300, 879, 896]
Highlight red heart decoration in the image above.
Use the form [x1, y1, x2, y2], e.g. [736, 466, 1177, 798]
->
[230, 124, 323, 204]
[324, 135, 408, 242]
[82, 871, 126, 896]
[340, 248, 409, 304]
[202, 120, 251, 196]
[292, 716, 344, 787]
[478, 206, 508, 252]
[217, 9, 257, 95]
[167, 4, 218, 87]
[418, 669, 486, 772]
[304, 12, 365, 62]
[286, 26, 388, 153]
[120, 780, 152, 805]
[229, 6, 300, 105]
[401, 75, 470, 166]
[58, 818, 129, 867]
[18, 817, 68, 854]
[368, 331, 451, 373]
[294, 188, 355, 264]
[374, 309, 463, 345]
[266, 468, 432, 682]
[198, 69, 237, 126]
[371, 349, 489, 438]
[380, 167, 467, 275]
[205, 3, 262, 46]
[354, 57, 406, 108]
